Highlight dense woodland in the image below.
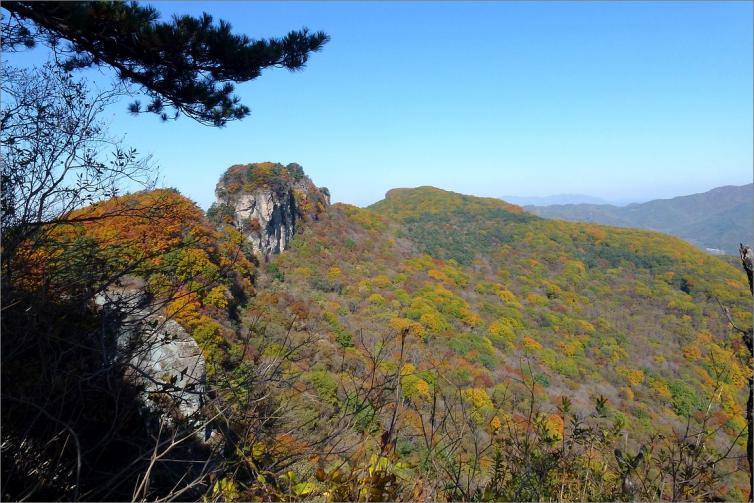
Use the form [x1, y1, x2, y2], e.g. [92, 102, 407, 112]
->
[1, 2, 752, 502]
[3, 166, 752, 500]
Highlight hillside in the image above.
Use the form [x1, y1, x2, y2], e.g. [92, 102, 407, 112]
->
[1, 188, 263, 501]
[249, 182, 752, 500]
[4, 169, 752, 501]
[525, 184, 753, 255]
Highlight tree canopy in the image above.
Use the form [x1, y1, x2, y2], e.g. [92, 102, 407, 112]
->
[2, 1, 329, 126]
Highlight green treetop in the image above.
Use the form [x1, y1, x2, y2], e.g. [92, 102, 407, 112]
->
[2, 1, 329, 126]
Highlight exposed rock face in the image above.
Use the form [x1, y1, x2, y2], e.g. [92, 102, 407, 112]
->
[226, 188, 297, 258]
[210, 162, 330, 260]
[95, 283, 206, 421]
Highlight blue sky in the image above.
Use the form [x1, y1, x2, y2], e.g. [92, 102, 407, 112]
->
[7, 1, 753, 208]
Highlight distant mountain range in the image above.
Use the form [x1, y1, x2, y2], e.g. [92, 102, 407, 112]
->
[524, 184, 753, 255]
[501, 194, 611, 206]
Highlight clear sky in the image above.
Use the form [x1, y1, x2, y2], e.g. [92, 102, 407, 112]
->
[7, 1, 753, 208]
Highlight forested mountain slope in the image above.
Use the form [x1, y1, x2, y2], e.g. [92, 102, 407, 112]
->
[525, 184, 753, 255]
[242, 183, 752, 500]
[5, 167, 751, 501]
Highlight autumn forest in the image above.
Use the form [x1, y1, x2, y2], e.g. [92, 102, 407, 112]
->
[1, 2, 752, 502]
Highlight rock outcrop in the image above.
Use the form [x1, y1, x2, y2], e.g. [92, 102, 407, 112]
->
[95, 282, 206, 422]
[209, 162, 330, 260]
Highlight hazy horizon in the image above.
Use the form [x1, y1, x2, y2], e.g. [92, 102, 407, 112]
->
[499, 182, 754, 209]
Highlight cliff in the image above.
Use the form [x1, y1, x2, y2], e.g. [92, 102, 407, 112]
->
[95, 282, 206, 422]
[209, 162, 330, 260]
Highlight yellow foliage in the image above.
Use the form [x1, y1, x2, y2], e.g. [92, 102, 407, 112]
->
[496, 288, 520, 306]
[564, 259, 586, 275]
[401, 364, 431, 400]
[463, 387, 493, 411]
[617, 367, 645, 386]
[414, 379, 430, 397]
[327, 267, 342, 281]
[695, 330, 714, 345]
[294, 266, 313, 278]
[367, 293, 385, 305]
[211, 477, 239, 501]
[726, 414, 747, 434]
[559, 338, 584, 357]
[419, 312, 446, 333]
[607, 344, 628, 364]
[522, 336, 542, 351]
[204, 285, 229, 309]
[165, 291, 202, 328]
[400, 362, 416, 377]
[545, 414, 564, 441]
[649, 378, 672, 400]
[341, 204, 386, 231]
[488, 320, 516, 345]
[575, 319, 596, 335]
[682, 344, 702, 361]
[174, 248, 215, 281]
[489, 415, 502, 431]
[371, 274, 391, 288]
[460, 307, 481, 327]
[389, 317, 426, 339]
[526, 293, 548, 306]
[428, 269, 450, 284]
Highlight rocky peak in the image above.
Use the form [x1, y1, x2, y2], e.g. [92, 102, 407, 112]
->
[209, 162, 330, 260]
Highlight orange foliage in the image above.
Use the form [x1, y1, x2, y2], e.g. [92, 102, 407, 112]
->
[522, 336, 542, 351]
